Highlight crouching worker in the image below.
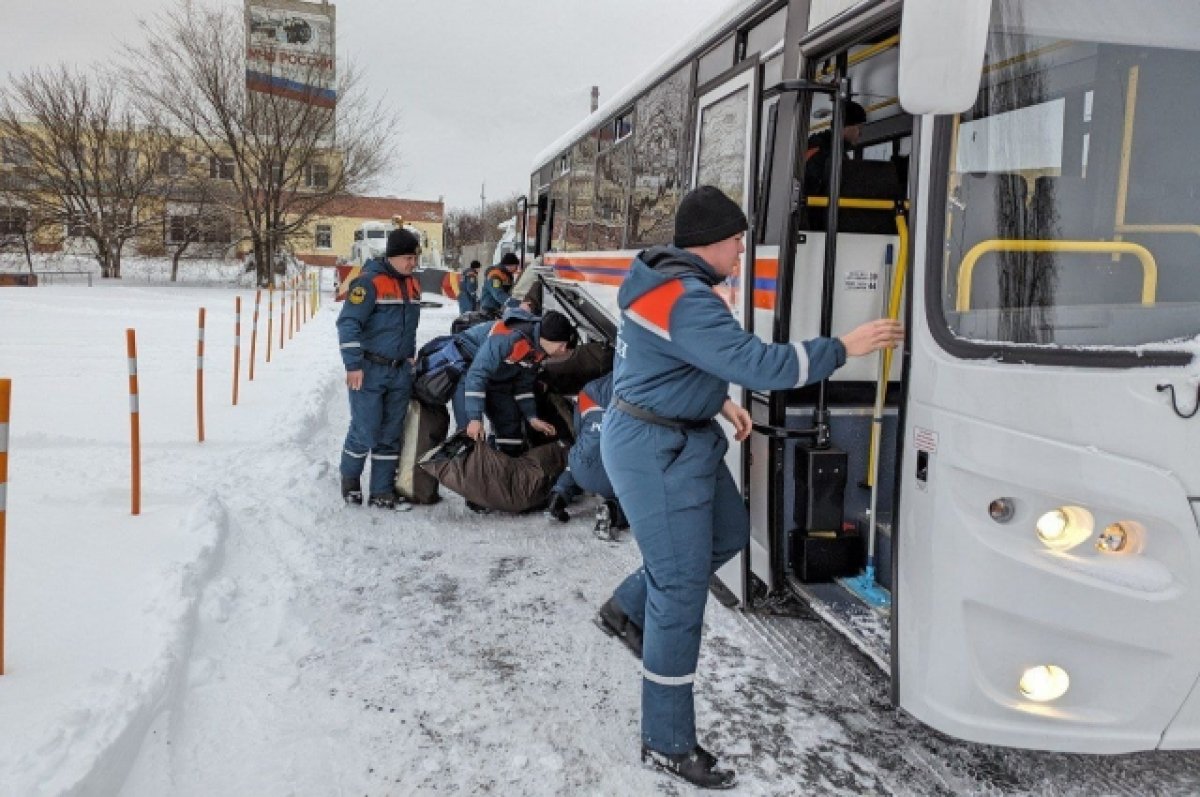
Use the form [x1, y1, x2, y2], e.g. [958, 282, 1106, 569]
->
[451, 305, 574, 457]
[597, 186, 904, 789]
[337, 228, 423, 510]
[545, 372, 628, 540]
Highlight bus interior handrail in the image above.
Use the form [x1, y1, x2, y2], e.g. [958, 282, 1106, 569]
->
[955, 239, 1158, 312]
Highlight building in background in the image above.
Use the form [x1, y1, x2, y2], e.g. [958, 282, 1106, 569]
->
[296, 195, 444, 270]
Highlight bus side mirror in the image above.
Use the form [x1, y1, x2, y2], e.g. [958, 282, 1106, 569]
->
[898, 0, 992, 115]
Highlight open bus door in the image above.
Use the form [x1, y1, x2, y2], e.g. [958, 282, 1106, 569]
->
[892, 0, 1200, 752]
[692, 60, 762, 607]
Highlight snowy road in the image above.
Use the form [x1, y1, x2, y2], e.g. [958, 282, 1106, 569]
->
[3, 281, 1200, 795]
[117, 303, 1200, 796]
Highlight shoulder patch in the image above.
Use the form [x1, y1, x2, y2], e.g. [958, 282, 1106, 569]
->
[349, 286, 367, 305]
[491, 278, 504, 289]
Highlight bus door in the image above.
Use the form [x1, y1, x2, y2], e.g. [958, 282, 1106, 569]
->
[894, 1, 1200, 752]
[691, 60, 761, 604]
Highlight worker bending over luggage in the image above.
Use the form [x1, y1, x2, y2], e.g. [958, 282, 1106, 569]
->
[545, 372, 628, 540]
[451, 305, 574, 456]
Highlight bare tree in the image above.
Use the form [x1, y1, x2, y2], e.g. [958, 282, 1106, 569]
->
[0, 66, 180, 278]
[125, 0, 396, 287]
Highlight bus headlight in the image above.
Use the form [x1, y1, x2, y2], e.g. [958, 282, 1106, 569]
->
[1096, 520, 1145, 554]
[1019, 665, 1070, 702]
[1035, 506, 1093, 551]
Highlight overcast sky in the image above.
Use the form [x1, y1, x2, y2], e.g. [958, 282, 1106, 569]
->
[3, 0, 734, 212]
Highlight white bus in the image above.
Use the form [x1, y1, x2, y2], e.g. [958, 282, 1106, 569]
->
[527, 0, 1200, 754]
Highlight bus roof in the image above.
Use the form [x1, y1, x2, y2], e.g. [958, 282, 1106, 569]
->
[531, 0, 764, 173]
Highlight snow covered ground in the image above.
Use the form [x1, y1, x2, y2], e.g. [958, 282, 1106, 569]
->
[3, 263, 1200, 795]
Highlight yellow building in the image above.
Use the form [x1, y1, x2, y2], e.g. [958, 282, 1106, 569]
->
[295, 195, 444, 269]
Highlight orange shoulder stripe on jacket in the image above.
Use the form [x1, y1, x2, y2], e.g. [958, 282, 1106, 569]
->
[627, 279, 686, 337]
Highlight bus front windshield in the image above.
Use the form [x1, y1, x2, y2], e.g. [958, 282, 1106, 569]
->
[941, 0, 1200, 351]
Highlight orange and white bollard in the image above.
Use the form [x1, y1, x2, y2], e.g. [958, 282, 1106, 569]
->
[0, 377, 10, 673]
[197, 308, 206, 443]
[266, 286, 274, 364]
[232, 296, 241, 406]
[126, 331, 141, 516]
[249, 289, 261, 381]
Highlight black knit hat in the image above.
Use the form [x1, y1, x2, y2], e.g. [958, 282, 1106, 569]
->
[539, 310, 573, 343]
[500, 252, 520, 266]
[845, 100, 867, 126]
[385, 228, 421, 257]
[673, 186, 748, 248]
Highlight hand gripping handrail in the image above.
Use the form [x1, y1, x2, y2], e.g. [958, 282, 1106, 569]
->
[956, 239, 1158, 312]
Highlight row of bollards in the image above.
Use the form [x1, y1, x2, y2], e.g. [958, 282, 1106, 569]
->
[0, 273, 323, 675]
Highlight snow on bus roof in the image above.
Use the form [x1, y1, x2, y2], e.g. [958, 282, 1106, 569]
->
[531, 0, 764, 173]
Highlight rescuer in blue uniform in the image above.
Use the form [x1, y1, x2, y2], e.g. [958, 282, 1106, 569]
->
[545, 372, 628, 539]
[596, 186, 903, 789]
[479, 252, 519, 316]
[458, 261, 480, 314]
[452, 306, 574, 456]
[336, 228, 423, 510]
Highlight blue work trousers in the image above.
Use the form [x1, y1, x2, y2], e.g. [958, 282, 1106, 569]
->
[451, 379, 525, 455]
[457, 291, 477, 315]
[341, 361, 413, 498]
[601, 410, 748, 755]
[553, 446, 616, 500]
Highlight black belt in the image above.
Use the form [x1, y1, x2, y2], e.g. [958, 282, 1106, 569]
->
[613, 397, 711, 430]
[363, 351, 408, 368]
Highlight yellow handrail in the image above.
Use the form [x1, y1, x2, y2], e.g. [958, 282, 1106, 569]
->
[1115, 223, 1200, 240]
[806, 196, 908, 211]
[955, 239, 1158, 312]
[866, 212, 908, 487]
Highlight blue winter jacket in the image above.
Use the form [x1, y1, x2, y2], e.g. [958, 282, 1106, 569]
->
[458, 270, 479, 314]
[612, 246, 845, 420]
[458, 305, 546, 422]
[572, 372, 613, 466]
[479, 265, 514, 314]
[336, 258, 422, 370]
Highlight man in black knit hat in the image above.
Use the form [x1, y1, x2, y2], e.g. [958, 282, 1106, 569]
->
[595, 185, 902, 789]
[335, 227, 423, 509]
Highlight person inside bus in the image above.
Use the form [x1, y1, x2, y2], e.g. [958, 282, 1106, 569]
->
[451, 305, 574, 458]
[479, 252, 519, 316]
[803, 99, 867, 199]
[595, 185, 903, 789]
[458, 260, 480, 314]
[544, 372, 629, 540]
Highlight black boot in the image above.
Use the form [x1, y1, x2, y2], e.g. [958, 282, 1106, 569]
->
[608, 498, 629, 530]
[593, 597, 643, 659]
[641, 745, 736, 790]
[341, 477, 363, 506]
[368, 492, 413, 511]
[545, 491, 569, 523]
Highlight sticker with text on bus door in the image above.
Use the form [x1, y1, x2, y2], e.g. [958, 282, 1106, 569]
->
[913, 427, 938, 491]
[844, 270, 880, 291]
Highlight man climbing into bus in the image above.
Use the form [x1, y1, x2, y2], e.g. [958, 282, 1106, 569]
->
[336, 227, 423, 510]
[451, 305, 574, 458]
[596, 185, 903, 789]
[458, 260, 480, 314]
[545, 372, 629, 540]
[479, 252, 519, 316]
